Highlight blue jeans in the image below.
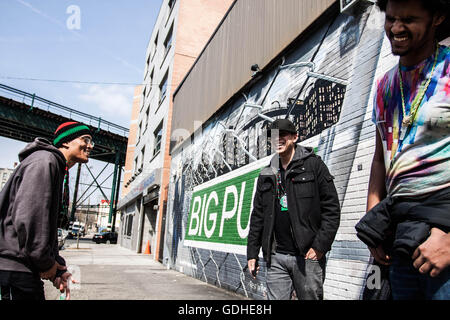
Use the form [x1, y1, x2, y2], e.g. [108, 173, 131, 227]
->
[389, 257, 450, 300]
[0, 270, 45, 300]
[266, 252, 326, 300]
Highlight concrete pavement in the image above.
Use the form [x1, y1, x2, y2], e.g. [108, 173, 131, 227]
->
[44, 239, 249, 300]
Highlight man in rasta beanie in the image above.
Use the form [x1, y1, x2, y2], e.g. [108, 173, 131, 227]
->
[0, 121, 93, 300]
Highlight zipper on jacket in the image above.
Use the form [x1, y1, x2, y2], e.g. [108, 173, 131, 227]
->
[286, 169, 301, 255]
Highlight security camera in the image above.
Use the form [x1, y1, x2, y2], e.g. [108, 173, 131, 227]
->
[250, 64, 260, 72]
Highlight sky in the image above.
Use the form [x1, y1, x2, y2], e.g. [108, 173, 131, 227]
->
[0, 0, 163, 203]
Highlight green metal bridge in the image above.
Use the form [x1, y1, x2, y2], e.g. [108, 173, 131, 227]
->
[0, 83, 129, 229]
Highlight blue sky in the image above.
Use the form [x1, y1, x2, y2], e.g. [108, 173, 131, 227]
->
[0, 0, 162, 202]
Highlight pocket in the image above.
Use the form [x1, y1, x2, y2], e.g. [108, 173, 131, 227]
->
[260, 183, 272, 192]
[292, 172, 315, 197]
[305, 257, 325, 279]
[260, 182, 274, 209]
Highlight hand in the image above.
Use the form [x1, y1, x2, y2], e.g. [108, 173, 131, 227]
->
[368, 245, 391, 266]
[53, 271, 72, 300]
[40, 262, 67, 281]
[305, 248, 324, 260]
[412, 228, 450, 277]
[248, 259, 259, 279]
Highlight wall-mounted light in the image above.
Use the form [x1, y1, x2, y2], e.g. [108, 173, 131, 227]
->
[250, 64, 260, 77]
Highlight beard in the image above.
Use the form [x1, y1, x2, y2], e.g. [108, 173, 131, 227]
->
[389, 20, 435, 59]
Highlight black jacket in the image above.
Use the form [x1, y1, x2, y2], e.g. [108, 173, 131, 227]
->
[355, 187, 450, 259]
[247, 145, 341, 267]
[0, 138, 67, 274]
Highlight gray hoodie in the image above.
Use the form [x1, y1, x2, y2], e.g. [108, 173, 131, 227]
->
[0, 138, 67, 274]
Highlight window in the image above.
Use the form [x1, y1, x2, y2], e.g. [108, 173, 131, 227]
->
[149, 69, 154, 94]
[151, 33, 158, 61]
[144, 107, 150, 131]
[126, 215, 133, 237]
[166, 0, 176, 24]
[159, 71, 168, 104]
[153, 121, 163, 156]
[140, 147, 145, 169]
[138, 121, 143, 141]
[146, 54, 151, 74]
[142, 86, 147, 106]
[164, 25, 173, 58]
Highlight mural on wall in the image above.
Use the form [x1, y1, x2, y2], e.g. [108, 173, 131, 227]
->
[164, 5, 385, 299]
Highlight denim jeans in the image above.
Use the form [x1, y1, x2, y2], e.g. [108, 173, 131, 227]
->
[0, 270, 45, 300]
[266, 252, 326, 300]
[389, 257, 450, 300]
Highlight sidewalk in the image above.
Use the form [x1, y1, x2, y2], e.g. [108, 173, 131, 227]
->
[45, 241, 249, 300]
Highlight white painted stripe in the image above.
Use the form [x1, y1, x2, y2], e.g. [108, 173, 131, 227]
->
[192, 156, 271, 193]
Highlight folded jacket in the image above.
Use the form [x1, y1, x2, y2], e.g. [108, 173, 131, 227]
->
[355, 187, 450, 258]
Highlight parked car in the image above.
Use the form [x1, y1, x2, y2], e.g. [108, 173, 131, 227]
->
[92, 231, 118, 244]
[68, 221, 86, 238]
[58, 228, 66, 249]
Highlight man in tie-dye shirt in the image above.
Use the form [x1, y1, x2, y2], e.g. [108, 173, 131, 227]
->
[365, 0, 450, 299]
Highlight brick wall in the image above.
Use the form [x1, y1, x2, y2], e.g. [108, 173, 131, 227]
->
[122, 85, 142, 197]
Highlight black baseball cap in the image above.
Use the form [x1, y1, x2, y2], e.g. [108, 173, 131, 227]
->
[270, 118, 297, 134]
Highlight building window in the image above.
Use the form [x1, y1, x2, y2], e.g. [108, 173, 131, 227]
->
[159, 71, 168, 104]
[140, 147, 145, 170]
[142, 86, 147, 106]
[145, 54, 151, 78]
[164, 24, 173, 58]
[153, 121, 163, 156]
[151, 33, 158, 61]
[149, 69, 154, 94]
[126, 215, 133, 237]
[138, 121, 143, 142]
[166, 0, 176, 24]
[145, 108, 150, 131]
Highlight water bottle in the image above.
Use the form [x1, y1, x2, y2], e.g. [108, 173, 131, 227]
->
[56, 276, 71, 300]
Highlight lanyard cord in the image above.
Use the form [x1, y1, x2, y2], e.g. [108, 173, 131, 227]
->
[398, 44, 439, 127]
[276, 169, 286, 198]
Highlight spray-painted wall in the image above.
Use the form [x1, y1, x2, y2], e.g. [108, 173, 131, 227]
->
[163, 5, 398, 300]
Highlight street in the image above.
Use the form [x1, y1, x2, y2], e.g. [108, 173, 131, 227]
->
[45, 234, 249, 300]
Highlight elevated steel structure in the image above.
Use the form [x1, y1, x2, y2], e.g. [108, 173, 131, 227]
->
[0, 84, 128, 165]
[0, 84, 129, 228]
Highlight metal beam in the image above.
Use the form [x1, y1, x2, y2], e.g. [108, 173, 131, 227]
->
[108, 152, 120, 224]
[0, 90, 127, 165]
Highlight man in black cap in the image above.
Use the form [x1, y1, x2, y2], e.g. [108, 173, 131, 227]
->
[247, 118, 340, 300]
[0, 121, 94, 300]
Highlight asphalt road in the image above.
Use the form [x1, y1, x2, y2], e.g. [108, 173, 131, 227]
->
[44, 235, 249, 300]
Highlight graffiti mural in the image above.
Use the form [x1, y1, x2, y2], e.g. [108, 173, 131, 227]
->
[164, 5, 388, 300]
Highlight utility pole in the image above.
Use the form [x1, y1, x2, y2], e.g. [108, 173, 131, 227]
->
[70, 163, 82, 222]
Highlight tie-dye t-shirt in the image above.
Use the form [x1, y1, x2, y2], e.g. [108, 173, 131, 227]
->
[372, 45, 450, 197]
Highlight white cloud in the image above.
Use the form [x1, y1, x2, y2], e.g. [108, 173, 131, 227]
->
[79, 84, 134, 118]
